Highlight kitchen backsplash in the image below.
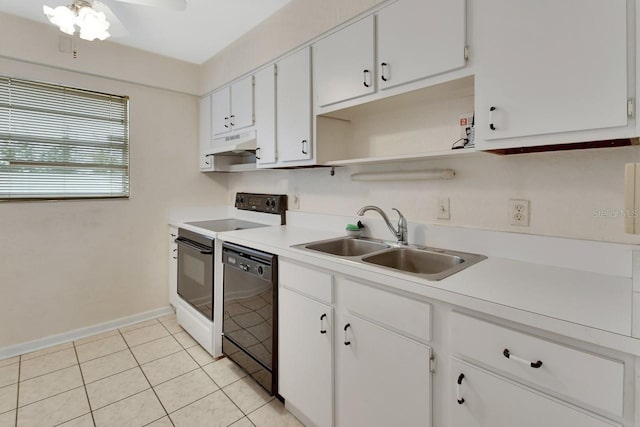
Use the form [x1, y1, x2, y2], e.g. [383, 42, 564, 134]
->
[228, 145, 640, 245]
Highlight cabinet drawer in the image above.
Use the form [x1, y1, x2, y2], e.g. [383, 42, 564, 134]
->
[450, 312, 624, 417]
[279, 259, 332, 304]
[451, 358, 620, 427]
[341, 277, 431, 342]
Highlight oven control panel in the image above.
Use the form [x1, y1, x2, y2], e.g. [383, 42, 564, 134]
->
[235, 193, 287, 215]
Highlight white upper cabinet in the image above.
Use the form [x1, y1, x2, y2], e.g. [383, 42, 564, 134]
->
[277, 47, 313, 163]
[314, 15, 375, 108]
[211, 86, 231, 137]
[211, 76, 255, 137]
[230, 76, 254, 131]
[474, 0, 629, 149]
[254, 66, 277, 167]
[377, 0, 466, 90]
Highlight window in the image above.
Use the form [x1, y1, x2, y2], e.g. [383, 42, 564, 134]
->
[0, 76, 129, 200]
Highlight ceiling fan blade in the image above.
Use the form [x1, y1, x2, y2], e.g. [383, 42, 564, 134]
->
[92, 0, 129, 38]
[111, 0, 187, 11]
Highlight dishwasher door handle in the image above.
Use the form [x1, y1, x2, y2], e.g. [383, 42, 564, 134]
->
[175, 238, 213, 255]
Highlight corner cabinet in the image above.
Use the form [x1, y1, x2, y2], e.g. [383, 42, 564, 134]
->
[276, 47, 313, 164]
[474, 0, 631, 149]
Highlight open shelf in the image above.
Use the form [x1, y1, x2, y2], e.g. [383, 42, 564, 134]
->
[322, 148, 481, 167]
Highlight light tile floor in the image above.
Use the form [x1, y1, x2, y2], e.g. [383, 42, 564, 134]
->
[0, 314, 304, 427]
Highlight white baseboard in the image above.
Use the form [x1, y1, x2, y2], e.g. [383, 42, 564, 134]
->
[0, 306, 175, 360]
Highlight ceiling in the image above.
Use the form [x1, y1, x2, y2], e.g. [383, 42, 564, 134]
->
[0, 0, 292, 64]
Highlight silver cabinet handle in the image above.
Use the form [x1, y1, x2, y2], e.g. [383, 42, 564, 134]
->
[343, 323, 351, 345]
[503, 349, 543, 368]
[320, 313, 327, 334]
[456, 373, 465, 404]
[489, 106, 497, 130]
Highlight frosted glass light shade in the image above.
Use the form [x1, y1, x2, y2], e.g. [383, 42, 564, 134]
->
[76, 6, 110, 41]
[43, 5, 76, 35]
[43, 3, 111, 41]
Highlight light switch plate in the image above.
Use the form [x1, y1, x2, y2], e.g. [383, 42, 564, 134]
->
[437, 197, 450, 220]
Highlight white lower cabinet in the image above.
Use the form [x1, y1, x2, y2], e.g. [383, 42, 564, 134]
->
[336, 313, 432, 427]
[278, 260, 433, 427]
[278, 287, 333, 427]
[168, 226, 178, 306]
[450, 358, 620, 427]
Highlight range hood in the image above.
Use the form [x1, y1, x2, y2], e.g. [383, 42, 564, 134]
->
[209, 130, 257, 155]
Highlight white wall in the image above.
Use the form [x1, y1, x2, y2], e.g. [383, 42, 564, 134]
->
[0, 17, 226, 349]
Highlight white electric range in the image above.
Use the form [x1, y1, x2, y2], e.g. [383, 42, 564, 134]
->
[172, 193, 287, 357]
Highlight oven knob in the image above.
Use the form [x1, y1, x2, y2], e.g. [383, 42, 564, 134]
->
[257, 265, 264, 276]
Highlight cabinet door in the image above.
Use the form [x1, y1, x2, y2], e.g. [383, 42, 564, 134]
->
[168, 227, 178, 306]
[230, 76, 254, 131]
[279, 287, 333, 427]
[276, 47, 313, 163]
[336, 314, 431, 427]
[255, 66, 277, 166]
[212, 86, 231, 136]
[314, 15, 375, 107]
[474, 0, 628, 146]
[450, 359, 620, 427]
[377, 0, 466, 90]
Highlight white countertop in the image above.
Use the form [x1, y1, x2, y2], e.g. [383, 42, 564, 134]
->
[214, 223, 639, 355]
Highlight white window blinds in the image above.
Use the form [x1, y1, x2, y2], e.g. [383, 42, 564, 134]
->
[0, 77, 129, 200]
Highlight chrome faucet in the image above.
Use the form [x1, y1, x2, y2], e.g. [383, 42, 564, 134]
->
[357, 206, 408, 245]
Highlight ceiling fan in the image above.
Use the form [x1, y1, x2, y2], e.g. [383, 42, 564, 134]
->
[43, 0, 186, 41]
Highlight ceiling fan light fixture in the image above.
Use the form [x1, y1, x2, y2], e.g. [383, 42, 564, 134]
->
[43, 1, 110, 41]
[43, 5, 76, 35]
[76, 6, 110, 41]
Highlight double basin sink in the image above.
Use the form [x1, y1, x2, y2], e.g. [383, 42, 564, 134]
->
[293, 236, 486, 281]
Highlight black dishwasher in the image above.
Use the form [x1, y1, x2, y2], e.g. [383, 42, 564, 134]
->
[222, 242, 277, 395]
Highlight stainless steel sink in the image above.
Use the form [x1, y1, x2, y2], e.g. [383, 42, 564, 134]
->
[293, 237, 486, 281]
[303, 237, 390, 257]
[362, 248, 464, 274]
[362, 247, 485, 280]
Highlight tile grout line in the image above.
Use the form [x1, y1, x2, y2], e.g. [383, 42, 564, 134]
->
[72, 340, 97, 427]
[14, 355, 20, 427]
[117, 328, 175, 427]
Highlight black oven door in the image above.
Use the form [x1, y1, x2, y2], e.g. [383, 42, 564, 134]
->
[176, 237, 213, 320]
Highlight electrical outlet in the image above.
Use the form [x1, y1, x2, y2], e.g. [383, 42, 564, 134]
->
[509, 199, 530, 226]
[437, 197, 450, 220]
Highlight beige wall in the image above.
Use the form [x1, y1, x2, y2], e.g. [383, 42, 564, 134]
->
[199, 0, 385, 93]
[0, 20, 226, 348]
[228, 146, 640, 244]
